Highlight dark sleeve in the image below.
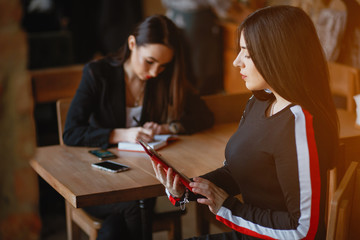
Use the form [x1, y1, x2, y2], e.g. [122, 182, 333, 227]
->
[63, 64, 112, 148]
[201, 164, 240, 196]
[179, 91, 214, 134]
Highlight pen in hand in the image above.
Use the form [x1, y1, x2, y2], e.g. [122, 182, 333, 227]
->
[133, 116, 141, 127]
[133, 117, 154, 142]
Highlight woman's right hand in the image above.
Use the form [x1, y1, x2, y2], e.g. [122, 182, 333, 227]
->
[151, 161, 186, 198]
[109, 127, 154, 144]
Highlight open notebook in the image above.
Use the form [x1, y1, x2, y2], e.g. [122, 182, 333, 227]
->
[117, 134, 178, 152]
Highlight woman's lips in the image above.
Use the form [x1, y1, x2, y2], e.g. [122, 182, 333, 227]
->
[241, 73, 247, 80]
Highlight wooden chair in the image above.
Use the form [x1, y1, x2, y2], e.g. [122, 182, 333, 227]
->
[201, 92, 252, 124]
[56, 98, 102, 240]
[30, 64, 84, 146]
[328, 61, 360, 113]
[30, 65, 94, 239]
[30, 64, 84, 104]
[325, 142, 347, 227]
[56, 98, 72, 146]
[56, 98, 186, 240]
[327, 161, 360, 240]
[326, 167, 338, 228]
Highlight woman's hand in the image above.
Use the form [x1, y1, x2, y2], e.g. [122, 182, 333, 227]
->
[109, 127, 154, 144]
[190, 177, 229, 214]
[151, 161, 185, 198]
[143, 122, 170, 135]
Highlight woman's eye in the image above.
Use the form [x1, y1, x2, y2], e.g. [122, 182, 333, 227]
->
[239, 49, 250, 59]
[145, 60, 153, 65]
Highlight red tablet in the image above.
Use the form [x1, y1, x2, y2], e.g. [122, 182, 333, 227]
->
[138, 139, 192, 191]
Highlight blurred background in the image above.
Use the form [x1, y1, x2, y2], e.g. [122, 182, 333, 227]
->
[1, 0, 359, 239]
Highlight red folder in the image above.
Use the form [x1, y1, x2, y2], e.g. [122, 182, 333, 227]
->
[138, 139, 192, 191]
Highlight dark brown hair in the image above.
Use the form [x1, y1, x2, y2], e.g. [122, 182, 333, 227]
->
[112, 14, 188, 122]
[238, 5, 339, 166]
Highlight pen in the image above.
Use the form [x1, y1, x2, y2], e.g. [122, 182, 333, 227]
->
[133, 116, 141, 126]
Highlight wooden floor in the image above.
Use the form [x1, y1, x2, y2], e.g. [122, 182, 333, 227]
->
[41, 200, 224, 240]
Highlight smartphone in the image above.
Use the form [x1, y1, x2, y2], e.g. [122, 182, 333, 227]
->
[91, 160, 130, 173]
[89, 149, 117, 160]
[138, 139, 193, 191]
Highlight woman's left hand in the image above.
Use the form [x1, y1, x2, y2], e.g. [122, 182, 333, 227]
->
[143, 122, 170, 135]
[190, 177, 229, 214]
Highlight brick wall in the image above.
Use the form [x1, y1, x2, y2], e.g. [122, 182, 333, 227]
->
[0, 0, 41, 239]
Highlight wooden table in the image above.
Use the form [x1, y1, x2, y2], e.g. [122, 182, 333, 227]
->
[31, 110, 359, 208]
[31, 123, 236, 240]
[30, 123, 236, 209]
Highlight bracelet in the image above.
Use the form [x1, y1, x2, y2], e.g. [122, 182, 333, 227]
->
[179, 189, 189, 211]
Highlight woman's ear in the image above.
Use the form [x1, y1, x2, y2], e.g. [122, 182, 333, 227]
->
[128, 35, 136, 50]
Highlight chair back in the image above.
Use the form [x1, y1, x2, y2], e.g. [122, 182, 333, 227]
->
[327, 161, 360, 240]
[201, 92, 252, 124]
[31, 64, 83, 103]
[326, 167, 337, 226]
[56, 98, 72, 146]
[328, 61, 360, 113]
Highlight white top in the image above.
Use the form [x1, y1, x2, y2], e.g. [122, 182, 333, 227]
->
[126, 106, 142, 128]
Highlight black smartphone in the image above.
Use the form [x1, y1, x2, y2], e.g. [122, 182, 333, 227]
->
[91, 160, 130, 173]
[89, 149, 117, 160]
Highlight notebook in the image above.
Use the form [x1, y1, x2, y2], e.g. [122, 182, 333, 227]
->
[117, 134, 178, 152]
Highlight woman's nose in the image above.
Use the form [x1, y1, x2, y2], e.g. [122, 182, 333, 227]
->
[233, 54, 244, 68]
[149, 67, 159, 77]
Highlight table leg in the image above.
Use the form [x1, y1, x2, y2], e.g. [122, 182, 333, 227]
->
[139, 199, 152, 240]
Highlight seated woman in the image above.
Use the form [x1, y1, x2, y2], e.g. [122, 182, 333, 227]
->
[63, 14, 214, 240]
[152, 5, 340, 240]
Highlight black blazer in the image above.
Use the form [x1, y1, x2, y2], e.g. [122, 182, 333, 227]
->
[63, 58, 214, 149]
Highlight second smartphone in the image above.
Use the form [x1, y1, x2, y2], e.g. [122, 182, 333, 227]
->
[89, 149, 117, 160]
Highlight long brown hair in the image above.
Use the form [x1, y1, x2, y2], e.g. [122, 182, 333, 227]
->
[111, 14, 188, 122]
[238, 5, 339, 166]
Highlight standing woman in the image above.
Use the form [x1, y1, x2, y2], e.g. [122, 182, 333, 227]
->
[152, 6, 339, 240]
[63, 15, 214, 240]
